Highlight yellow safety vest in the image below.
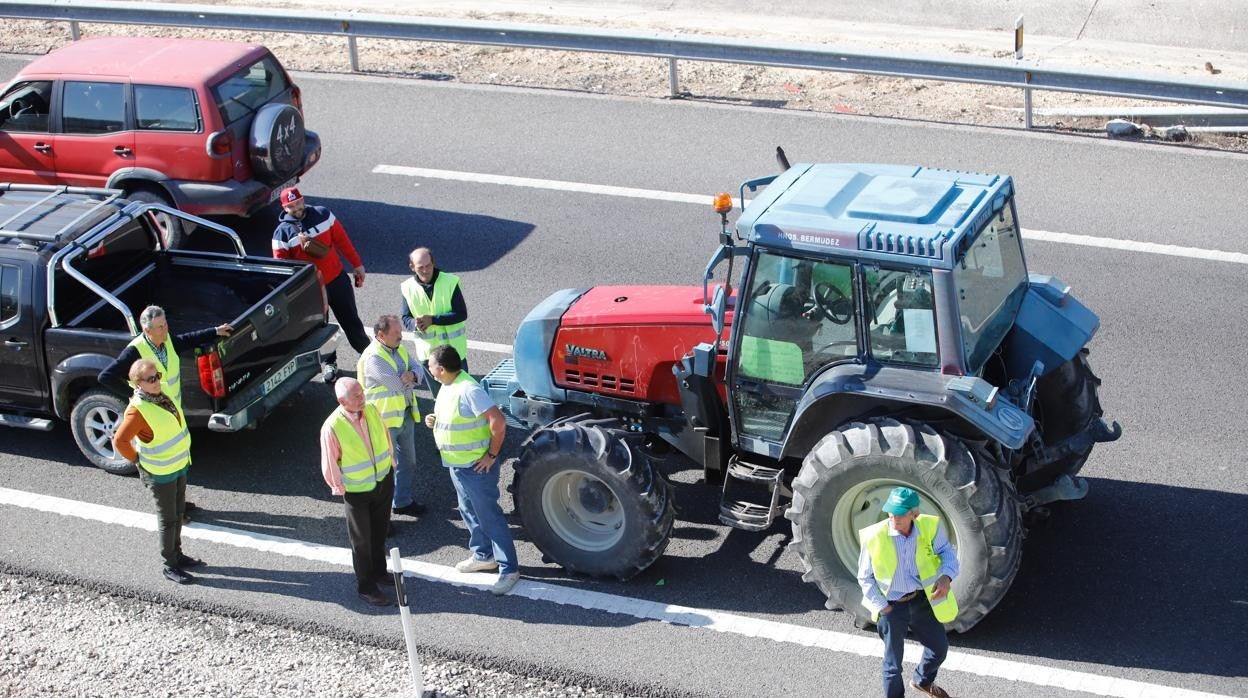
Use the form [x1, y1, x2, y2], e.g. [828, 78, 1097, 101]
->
[129, 397, 191, 477]
[355, 342, 421, 429]
[329, 404, 393, 493]
[128, 334, 181, 407]
[859, 514, 959, 623]
[401, 272, 467, 362]
[432, 372, 492, 468]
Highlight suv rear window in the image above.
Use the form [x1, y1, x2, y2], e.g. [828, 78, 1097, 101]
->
[210, 54, 290, 124]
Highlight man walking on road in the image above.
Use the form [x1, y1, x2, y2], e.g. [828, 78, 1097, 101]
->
[357, 314, 428, 519]
[401, 247, 468, 383]
[99, 304, 232, 521]
[423, 345, 519, 596]
[858, 487, 959, 698]
[320, 377, 396, 607]
[272, 187, 370, 372]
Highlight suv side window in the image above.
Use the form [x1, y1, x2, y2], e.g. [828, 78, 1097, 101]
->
[0, 264, 19, 328]
[0, 81, 53, 132]
[62, 81, 126, 134]
[134, 85, 200, 132]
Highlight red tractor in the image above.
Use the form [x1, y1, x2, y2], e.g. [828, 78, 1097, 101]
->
[481, 156, 1119, 630]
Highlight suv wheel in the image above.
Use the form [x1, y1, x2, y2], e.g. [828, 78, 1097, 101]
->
[250, 103, 306, 184]
[126, 188, 187, 250]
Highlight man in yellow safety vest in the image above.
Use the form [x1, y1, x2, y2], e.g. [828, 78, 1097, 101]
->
[857, 487, 960, 698]
[357, 314, 427, 519]
[319, 377, 396, 607]
[400, 247, 468, 385]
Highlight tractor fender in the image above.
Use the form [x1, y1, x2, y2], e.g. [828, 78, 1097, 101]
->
[1001, 274, 1100, 380]
[780, 362, 1033, 460]
[51, 352, 115, 420]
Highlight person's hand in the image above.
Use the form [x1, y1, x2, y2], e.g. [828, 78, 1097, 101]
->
[415, 315, 432, 332]
[353, 266, 366, 288]
[473, 452, 497, 473]
[215, 323, 234, 337]
[931, 575, 952, 601]
[400, 370, 415, 386]
[423, 414, 436, 429]
[880, 604, 894, 616]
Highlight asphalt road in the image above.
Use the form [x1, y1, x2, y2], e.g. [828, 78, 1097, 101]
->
[2, 54, 1247, 697]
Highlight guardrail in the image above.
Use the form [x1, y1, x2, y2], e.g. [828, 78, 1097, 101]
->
[3, 0, 1247, 128]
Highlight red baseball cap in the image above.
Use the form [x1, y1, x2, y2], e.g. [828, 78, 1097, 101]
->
[280, 187, 303, 205]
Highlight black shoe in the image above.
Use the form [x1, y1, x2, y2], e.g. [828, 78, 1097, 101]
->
[162, 567, 195, 585]
[392, 502, 426, 518]
[177, 554, 205, 569]
[358, 588, 392, 606]
[184, 501, 200, 513]
[322, 363, 338, 384]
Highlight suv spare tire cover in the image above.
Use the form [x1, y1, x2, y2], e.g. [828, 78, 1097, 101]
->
[249, 103, 306, 184]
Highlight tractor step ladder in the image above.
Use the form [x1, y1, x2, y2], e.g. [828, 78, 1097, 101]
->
[718, 457, 786, 531]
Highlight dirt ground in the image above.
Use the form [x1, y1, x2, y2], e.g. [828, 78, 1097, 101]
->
[2, 3, 1246, 152]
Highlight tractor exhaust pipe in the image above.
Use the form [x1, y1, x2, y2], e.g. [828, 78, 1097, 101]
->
[775, 146, 791, 171]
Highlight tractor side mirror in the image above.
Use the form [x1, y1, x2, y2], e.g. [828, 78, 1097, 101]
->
[708, 284, 727, 337]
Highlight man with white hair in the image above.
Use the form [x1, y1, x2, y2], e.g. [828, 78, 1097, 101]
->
[319, 376, 396, 607]
[99, 305, 232, 519]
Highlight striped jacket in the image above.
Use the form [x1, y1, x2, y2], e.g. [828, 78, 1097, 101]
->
[271, 204, 362, 285]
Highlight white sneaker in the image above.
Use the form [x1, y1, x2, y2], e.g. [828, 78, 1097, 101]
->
[491, 572, 521, 596]
[455, 557, 498, 573]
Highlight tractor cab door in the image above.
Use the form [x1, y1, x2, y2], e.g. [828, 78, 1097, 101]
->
[728, 250, 859, 446]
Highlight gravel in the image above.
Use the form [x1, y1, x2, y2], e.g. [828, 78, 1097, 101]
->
[0, 572, 634, 698]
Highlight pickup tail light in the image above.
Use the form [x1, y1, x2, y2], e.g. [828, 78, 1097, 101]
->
[206, 130, 233, 158]
[198, 351, 227, 398]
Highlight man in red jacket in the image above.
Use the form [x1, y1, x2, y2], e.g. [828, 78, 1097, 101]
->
[271, 187, 370, 373]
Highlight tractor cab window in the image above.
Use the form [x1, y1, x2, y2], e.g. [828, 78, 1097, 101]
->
[955, 204, 1028, 373]
[733, 250, 858, 441]
[864, 267, 939, 368]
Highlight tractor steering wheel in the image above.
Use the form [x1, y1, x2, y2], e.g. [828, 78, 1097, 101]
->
[812, 282, 853, 325]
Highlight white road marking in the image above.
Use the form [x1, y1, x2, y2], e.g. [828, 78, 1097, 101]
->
[374, 165, 1248, 266]
[0, 486, 1229, 698]
[401, 333, 513, 355]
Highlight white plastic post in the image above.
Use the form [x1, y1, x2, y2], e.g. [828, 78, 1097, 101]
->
[389, 547, 423, 696]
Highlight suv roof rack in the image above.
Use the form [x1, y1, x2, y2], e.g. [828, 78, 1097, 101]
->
[0, 183, 126, 245]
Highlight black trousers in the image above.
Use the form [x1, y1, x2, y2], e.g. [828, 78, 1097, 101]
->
[141, 469, 186, 568]
[343, 471, 394, 593]
[325, 271, 370, 354]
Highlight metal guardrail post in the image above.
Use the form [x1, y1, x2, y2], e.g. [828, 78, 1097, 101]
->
[1024, 73, 1034, 128]
[68, 19, 78, 40]
[347, 34, 359, 72]
[668, 57, 680, 98]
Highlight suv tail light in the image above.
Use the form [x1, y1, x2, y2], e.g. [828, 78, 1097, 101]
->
[291, 84, 303, 113]
[198, 351, 227, 398]
[206, 130, 233, 158]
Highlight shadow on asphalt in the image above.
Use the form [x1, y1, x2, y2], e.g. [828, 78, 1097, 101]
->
[955, 476, 1248, 678]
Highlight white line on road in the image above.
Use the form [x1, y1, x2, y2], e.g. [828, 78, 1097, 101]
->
[401, 333, 513, 355]
[375, 165, 1248, 266]
[0, 486, 1228, 698]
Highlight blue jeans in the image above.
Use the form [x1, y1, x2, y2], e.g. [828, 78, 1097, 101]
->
[446, 464, 518, 575]
[389, 411, 420, 509]
[877, 594, 948, 698]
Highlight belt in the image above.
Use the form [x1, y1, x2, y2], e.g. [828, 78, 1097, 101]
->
[894, 591, 920, 603]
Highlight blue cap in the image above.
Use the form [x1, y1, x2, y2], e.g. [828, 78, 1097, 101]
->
[882, 487, 920, 515]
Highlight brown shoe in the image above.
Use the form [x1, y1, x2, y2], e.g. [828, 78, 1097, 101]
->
[910, 681, 950, 698]
[358, 589, 392, 607]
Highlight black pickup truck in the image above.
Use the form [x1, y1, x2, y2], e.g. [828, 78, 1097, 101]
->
[0, 183, 337, 474]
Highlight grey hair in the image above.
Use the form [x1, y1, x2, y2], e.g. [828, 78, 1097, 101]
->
[373, 314, 400, 336]
[138, 305, 166, 329]
[334, 376, 361, 400]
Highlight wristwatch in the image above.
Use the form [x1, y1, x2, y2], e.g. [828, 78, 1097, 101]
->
[487, 451, 498, 459]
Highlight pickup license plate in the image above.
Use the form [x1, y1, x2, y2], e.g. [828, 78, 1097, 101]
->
[268, 177, 298, 203]
[263, 357, 299, 395]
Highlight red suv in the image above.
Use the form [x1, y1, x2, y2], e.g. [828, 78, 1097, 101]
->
[0, 37, 320, 245]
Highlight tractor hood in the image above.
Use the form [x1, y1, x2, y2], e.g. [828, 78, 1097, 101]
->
[560, 285, 722, 327]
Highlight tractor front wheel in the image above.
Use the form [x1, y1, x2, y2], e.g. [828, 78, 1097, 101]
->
[785, 418, 1023, 632]
[514, 420, 674, 580]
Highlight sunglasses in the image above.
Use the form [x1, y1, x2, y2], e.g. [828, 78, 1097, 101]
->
[138, 372, 163, 385]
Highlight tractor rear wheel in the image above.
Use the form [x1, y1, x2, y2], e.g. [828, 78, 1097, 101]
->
[1021, 348, 1107, 490]
[514, 420, 674, 580]
[785, 418, 1023, 632]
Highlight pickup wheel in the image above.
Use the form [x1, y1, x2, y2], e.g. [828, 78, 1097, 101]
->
[785, 418, 1023, 632]
[514, 420, 674, 580]
[126, 188, 186, 250]
[70, 389, 136, 476]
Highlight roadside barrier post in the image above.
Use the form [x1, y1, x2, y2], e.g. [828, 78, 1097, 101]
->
[1015, 15, 1032, 128]
[389, 547, 423, 696]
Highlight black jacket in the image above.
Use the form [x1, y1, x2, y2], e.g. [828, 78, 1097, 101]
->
[97, 327, 220, 399]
